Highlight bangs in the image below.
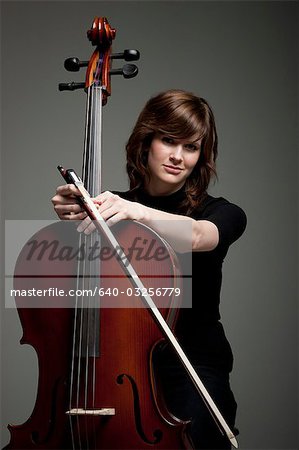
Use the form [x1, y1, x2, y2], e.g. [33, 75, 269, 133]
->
[154, 100, 209, 142]
[158, 122, 207, 143]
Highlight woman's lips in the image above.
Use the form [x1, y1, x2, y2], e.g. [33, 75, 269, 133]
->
[163, 164, 183, 175]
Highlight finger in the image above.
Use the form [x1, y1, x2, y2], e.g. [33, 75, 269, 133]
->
[92, 191, 116, 205]
[64, 211, 87, 221]
[77, 216, 92, 233]
[52, 194, 79, 206]
[54, 203, 83, 216]
[81, 222, 96, 235]
[96, 203, 120, 221]
[57, 211, 87, 221]
[56, 184, 81, 197]
[106, 212, 126, 227]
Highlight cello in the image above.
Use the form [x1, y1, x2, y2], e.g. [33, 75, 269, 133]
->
[5, 17, 238, 450]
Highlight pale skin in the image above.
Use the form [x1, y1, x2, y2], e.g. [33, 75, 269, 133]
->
[52, 134, 219, 252]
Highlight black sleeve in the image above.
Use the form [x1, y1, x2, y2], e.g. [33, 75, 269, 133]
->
[203, 201, 247, 250]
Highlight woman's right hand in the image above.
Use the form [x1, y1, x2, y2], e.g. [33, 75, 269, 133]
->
[51, 184, 87, 221]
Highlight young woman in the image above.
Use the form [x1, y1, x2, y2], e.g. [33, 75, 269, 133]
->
[52, 89, 247, 449]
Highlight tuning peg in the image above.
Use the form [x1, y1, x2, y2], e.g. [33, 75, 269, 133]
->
[110, 64, 138, 79]
[64, 57, 89, 72]
[63, 51, 139, 73]
[58, 82, 86, 91]
[111, 49, 140, 61]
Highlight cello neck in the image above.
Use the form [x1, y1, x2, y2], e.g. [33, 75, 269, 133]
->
[82, 84, 103, 196]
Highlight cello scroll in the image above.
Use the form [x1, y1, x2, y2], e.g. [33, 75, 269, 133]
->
[59, 17, 140, 102]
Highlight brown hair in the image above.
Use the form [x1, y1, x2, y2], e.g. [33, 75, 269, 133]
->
[126, 89, 218, 213]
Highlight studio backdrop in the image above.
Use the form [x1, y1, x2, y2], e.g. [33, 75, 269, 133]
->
[1, 2, 298, 449]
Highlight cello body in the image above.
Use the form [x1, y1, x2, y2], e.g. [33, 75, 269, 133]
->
[6, 220, 191, 449]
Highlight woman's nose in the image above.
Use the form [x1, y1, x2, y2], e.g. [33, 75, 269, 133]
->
[169, 145, 183, 163]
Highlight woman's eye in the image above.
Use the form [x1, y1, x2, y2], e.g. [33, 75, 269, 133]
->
[185, 144, 198, 152]
[161, 136, 174, 145]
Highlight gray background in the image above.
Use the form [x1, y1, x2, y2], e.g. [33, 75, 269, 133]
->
[1, 1, 298, 449]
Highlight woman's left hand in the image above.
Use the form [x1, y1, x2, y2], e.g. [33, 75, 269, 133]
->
[77, 191, 147, 234]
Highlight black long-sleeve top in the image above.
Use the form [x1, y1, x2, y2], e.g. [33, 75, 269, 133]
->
[114, 186, 247, 373]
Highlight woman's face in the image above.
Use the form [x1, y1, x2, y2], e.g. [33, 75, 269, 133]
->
[145, 133, 201, 196]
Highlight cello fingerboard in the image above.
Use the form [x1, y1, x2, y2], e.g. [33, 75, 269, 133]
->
[74, 232, 100, 358]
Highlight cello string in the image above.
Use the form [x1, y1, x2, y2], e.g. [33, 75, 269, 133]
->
[75, 241, 86, 450]
[84, 83, 100, 449]
[90, 83, 100, 449]
[82, 84, 92, 450]
[83, 241, 91, 448]
[82, 85, 91, 183]
[89, 85, 96, 449]
[82, 83, 97, 449]
[92, 84, 103, 450]
[83, 82, 98, 449]
[72, 85, 93, 450]
[68, 235, 83, 450]
[74, 247, 84, 450]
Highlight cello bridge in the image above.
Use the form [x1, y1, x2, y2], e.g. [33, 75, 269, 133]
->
[66, 408, 115, 416]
